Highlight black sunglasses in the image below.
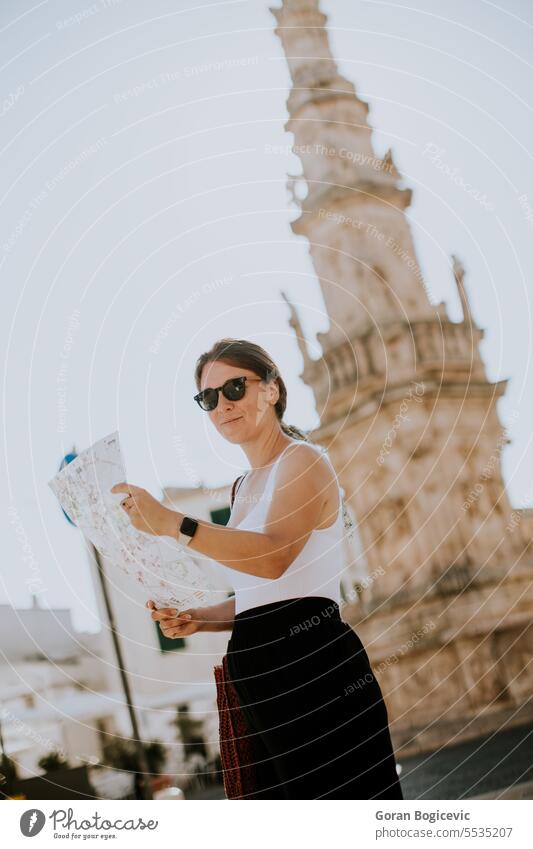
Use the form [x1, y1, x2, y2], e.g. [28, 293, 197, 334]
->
[194, 375, 264, 411]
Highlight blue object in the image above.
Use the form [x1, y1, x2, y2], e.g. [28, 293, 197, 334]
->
[58, 448, 78, 525]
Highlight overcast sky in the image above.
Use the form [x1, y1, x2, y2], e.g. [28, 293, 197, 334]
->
[1, 0, 532, 632]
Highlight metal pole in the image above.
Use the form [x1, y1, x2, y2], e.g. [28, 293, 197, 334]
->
[88, 541, 153, 800]
[0, 713, 5, 758]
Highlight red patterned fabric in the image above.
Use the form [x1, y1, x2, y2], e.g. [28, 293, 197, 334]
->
[213, 654, 260, 799]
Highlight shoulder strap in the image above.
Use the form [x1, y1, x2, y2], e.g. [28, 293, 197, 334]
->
[262, 441, 299, 500]
[230, 475, 246, 509]
[229, 442, 301, 508]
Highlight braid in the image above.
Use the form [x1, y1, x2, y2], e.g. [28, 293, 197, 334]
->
[280, 421, 311, 442]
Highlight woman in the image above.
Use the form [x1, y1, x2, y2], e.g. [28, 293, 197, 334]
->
[112, 338, 403, 800]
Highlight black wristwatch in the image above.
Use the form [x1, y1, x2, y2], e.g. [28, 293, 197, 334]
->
[178, 515, 198, 546]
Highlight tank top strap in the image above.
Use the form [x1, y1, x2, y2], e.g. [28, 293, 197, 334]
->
[315, 443, 342, 482]
[263, 439, 336, 500]
[304, 443, 344, 517]
[263, 440, 299, 499]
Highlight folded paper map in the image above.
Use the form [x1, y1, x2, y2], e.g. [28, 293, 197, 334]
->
[48, 431, 220, 610]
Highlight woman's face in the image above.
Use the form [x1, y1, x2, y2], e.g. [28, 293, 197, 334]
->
[199, 361, 277, 443]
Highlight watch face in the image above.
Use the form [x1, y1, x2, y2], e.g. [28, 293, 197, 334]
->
[180, 516, 198, 536]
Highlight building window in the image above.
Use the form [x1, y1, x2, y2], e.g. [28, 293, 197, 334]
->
[210, 506, 231, 525]
[156, 624, 185, 652]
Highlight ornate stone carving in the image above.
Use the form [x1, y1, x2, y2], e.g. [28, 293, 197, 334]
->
[272, 0, 533, 755]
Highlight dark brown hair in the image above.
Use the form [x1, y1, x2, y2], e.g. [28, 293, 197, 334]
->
[194, 337, 310, 442]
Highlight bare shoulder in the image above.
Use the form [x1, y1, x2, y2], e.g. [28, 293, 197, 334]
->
[268, 441, 338, 537]
[278, 441, 333, 485]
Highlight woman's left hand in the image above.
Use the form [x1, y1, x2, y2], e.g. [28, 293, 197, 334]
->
[111, 482, 176, 537]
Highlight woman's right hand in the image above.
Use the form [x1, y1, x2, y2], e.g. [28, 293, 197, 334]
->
[146, 599, 203, 638]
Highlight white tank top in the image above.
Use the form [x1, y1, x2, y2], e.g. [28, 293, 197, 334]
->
[212, 440, 345, 614]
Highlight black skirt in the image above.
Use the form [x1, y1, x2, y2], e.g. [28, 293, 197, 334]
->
[226, 595, 404, 800]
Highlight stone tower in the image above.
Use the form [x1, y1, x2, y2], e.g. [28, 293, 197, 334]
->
[272, 0, 533, 755]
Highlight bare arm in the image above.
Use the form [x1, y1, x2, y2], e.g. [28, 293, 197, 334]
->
[147, 597, 235, 637]
[158, 444, 327, 580]
[194, 596, 235, 632]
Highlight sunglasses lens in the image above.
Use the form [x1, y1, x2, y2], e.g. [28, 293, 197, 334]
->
[195, 377, 250, 411]
[223, 378, 246, 401]
[197, 389, 218, 410]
